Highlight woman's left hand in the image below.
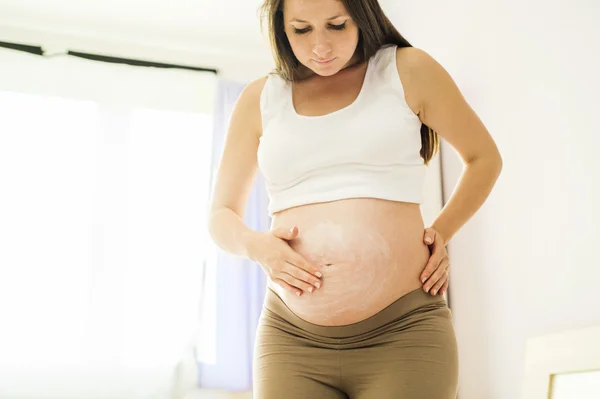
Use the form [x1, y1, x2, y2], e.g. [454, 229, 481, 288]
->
[420, 227, 450, 296]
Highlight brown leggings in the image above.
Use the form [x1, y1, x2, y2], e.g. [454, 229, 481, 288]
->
[253, 287, 459, 399]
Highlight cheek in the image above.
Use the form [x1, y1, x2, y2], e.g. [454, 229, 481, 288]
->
[333, 35, 359, 59]
[343, 29, 360, 48]
[330, 29, 359, 53]
[285, 34, 304, 52]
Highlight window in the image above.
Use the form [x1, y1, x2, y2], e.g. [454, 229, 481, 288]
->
[0, 89, 214, 396]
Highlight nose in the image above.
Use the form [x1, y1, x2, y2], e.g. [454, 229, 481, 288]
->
[313, 45, 332, 59]
[312, 32, 332, 59]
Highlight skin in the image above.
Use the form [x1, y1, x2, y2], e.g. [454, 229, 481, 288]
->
[283, 0, 361, 77]
[209, 0, 503, 326]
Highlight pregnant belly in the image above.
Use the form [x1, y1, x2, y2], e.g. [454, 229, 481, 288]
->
[267, 198, 431, 326]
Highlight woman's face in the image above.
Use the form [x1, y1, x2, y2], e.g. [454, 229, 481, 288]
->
[282, 0, 360, 76]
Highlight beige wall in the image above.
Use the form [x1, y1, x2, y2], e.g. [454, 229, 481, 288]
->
[383, 0, 600, 398]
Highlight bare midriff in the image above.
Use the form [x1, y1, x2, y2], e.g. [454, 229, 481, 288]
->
[268, 198, 431, 326]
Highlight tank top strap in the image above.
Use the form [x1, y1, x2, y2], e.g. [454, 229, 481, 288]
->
[368, 44, 410, 103]
[260, 72, 290, 124]
[367, 44, 398, 84]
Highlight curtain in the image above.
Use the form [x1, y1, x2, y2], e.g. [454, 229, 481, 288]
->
[0, 46, 216, 399]
[197, 79, 269, 392]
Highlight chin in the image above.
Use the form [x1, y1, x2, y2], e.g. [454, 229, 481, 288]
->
[311, 69, 339, 77]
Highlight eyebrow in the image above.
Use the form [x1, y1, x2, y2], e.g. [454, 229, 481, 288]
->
[291, 15, 346, 23]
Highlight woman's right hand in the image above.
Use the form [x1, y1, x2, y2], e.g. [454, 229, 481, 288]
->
[248, 226, 322, 296]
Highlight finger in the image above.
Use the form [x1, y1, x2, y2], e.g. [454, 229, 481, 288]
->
[271, 225, 299, 241]
[274, 278, 303, 297]
[423, 258, 449, 293]
[279, 273, 315, 294]
[421, 240, 447, 282]
[420, 250, 441, 283]
[439, 279, 449, 296]
[284, 262, 322, 289]
[430, 269, 448, 295]
[424, 228, 436, 245]
[288, 255, 323, 279]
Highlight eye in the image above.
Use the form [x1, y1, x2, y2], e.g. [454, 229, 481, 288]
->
[293, 27, 311, 34]
[293, 22, 347, 35]
[329, 22, 347, 31]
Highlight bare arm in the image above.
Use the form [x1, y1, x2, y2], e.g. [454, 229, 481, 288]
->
[207, 76, 323, 295]
[402, 47, 502, 244]
[208, 76, 267, 259]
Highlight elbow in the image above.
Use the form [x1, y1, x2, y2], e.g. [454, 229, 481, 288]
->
[495, 155, 503, 174]
[471, 153, 503, 171]
[207, 205, 237, 242]
[207, 205, 222, 243]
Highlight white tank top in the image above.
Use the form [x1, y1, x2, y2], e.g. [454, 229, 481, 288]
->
[257, 44, 426, 216]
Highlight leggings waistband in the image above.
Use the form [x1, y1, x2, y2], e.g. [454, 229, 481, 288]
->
[263, 286, 447, 338]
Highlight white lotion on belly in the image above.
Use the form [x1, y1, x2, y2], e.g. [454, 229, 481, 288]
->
[299, 220, 349, 263]
[292, 222, 395, 320]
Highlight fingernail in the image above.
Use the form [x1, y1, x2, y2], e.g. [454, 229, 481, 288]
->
[422, 276, 428, 283]
[425, 286, 430, 293]
[314, 282, 321, 289]
[296, 292, 301, 296]
[308, 287, 313, 293]
[316, 272, 322, 278]
[432, 289, 438, 295]
[425, 237, 432, 243]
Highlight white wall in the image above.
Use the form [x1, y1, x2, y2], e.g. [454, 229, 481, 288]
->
[383, 0, 600, 398]
[0, 22, 274, 83]
[0, 0, 275, 82]
[0, 45, 216, 114]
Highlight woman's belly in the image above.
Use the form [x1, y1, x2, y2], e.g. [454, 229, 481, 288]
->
[267, 198, 431, 326]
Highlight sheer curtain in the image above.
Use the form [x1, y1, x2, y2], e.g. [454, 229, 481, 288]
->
[0, 47, 216, 399]
[196, 79, 270, 392]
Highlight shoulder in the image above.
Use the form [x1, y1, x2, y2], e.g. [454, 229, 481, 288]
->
[231, 75, 270, 137]
[393, 46, 456, 116]
[242, 73, 286, 113]
[242, 75, 270, 104]
[393, 47, 433, 112]
[394, 46, 431, 64]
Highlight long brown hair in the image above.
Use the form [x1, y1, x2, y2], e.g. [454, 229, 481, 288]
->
[259, 0, 439, 165]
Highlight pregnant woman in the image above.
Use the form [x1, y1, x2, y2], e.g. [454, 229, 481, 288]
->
[208, 0, 503, 397]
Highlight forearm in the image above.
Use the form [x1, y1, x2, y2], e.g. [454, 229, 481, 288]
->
[208, 207, 261, 259]
[431, 156, 502, 244]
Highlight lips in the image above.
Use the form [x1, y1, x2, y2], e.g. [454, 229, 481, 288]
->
[313, 57, 336, 65]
